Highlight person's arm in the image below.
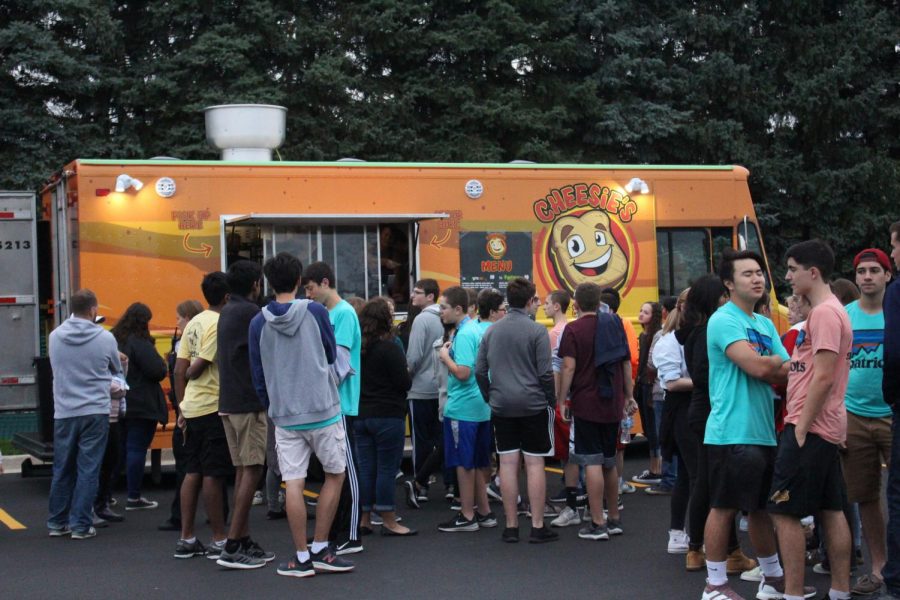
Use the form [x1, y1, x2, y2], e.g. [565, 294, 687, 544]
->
[558, 356, 576, 417]
[475, 332, 491, 402]
[174, 358, 189, 428]
[439, 339, 471, 381]
[247, 314, 269, 409]
[186, 317, 217, 380]
[621, 359, 637, 416]
[309, 303, 336, 364]
[405, 316, 428, 374]
[186, 357, 211, 380]
[725, 342, 787, 381]
[107, 336, 124, 378]
[793, 350, 839, 446]
[535, 329, 556, 407]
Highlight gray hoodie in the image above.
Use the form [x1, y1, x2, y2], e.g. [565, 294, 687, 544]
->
[406, 304, 443, 399]
[249, 299, 341, 428]
[49, 316, 123, 419]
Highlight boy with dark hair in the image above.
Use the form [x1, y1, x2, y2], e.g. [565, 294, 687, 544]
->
[405, 278, 444, 506]
[476, 278, 557, 543]
[477, 287, 505, 320]
[250, 252, 353, 577]
[303, 261, 363, 556]
[769, 240, 852, 600]
[173, 272, 232, 560]
[437, 286, 497, 532]
[700, 250, 793, 600]
[215, 260, 274, 569]
[558, 283, 636, 541]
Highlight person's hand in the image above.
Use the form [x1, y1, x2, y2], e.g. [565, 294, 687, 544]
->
[177, 415, 186, 431]
[794, 426, 807, 448]
[439, 341, 452, 363]
[624, 396, 638, 416]
[558, 402, 570, 422]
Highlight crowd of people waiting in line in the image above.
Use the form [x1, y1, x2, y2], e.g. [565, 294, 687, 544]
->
[40, 220, 900, 599]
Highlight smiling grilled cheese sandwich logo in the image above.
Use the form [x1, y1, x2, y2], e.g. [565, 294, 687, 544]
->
[533, 183, 638, 294]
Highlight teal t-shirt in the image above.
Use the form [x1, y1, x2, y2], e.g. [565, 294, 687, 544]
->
[845, 301, 889, 418]
[444, 319, 492, 423]
[330, 299, 361, 416]
[705, 302, 789, 447]
[284, 414, 342, 431]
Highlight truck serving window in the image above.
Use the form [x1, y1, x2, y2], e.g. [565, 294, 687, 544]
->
[223, 213, 447, 312]
[656, 229, 711, 298]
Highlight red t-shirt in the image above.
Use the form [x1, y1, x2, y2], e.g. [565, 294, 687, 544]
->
[558, 314, 624, 424]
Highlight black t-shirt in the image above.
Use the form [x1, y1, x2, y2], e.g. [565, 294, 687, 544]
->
[217, 295, 263, 413]
[358, 338, 412, 419]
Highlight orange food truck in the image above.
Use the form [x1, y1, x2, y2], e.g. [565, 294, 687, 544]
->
[2, 105, 784, 463]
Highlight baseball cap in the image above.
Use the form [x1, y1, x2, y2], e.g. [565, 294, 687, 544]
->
[853, 248, 891, 272]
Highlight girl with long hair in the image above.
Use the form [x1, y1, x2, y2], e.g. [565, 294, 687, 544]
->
[111, 302, 169, 511]
[631, 301, 664, 484]
[354, 297, 415, 535]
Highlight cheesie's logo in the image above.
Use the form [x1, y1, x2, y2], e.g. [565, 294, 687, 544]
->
[533, 183, 640, 295]
[482, 232, 511, 272]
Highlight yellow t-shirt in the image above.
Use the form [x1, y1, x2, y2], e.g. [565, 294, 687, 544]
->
[176, 309, 220, 418]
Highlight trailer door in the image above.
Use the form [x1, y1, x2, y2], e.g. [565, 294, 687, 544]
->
[0, 192, 40, 410]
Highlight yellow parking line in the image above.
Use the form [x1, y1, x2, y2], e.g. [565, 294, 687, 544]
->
[304, 490, 319, 499]
[0, 508, 26, 530]
[544, 467, 564, 475]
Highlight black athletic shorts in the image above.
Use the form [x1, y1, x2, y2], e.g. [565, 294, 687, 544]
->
[570, 417, 618, 468]
[492, 407, 554, 457]
[767, 424, 847, 517]
[183, 412, 232, 478]
[707, 443, 776, 512]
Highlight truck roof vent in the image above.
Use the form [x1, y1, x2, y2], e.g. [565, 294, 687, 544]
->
[336, 157, 366, 162]
[203, 104, 287, 162]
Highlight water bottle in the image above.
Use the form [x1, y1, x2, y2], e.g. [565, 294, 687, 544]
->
[620, 415, 633, 444]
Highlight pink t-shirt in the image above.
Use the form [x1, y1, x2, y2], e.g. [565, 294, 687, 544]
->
[785, 295, 852, 445]
[549, 321, 567, 355]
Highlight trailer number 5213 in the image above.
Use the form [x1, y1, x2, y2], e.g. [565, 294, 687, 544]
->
[2, 240, 31, 249]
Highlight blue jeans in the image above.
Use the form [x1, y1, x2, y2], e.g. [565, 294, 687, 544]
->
[48, 414, 109, 532]
[883, 406, 900, 594]
[354, 417, 406, 513]
[654, 399, 677, 488]
[121, 418, 158, 499]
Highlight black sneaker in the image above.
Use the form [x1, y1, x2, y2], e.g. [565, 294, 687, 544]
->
[242, 539, 276, 562]
[502, 526, 519, 543]
[486, 482, 502, 502]
[631, 470, 662, 485]
[126, 497, 158, 511]
[529, 526, 560, 544]
[444, 485, 456, 501]
[216, 548, 267, 570]
[276, 558, 314, 578]
[476, 511, 498, 528]
[48, 525, 71, 537]
[158, 519, 181, 531]
[266, 510, 286, 520]
[404, 480, 421, 509]
[311, 545, 355, 573]
[450, 499, 462, 511]
[607, 518, 624, 536]
[96, 505, 124, 522]
[438, 514, 479, 532]
[578, 522, 610, 541]
[334, 539, 364, 556]
[549, 489, 568, 504]
[174, 538, 208, 559]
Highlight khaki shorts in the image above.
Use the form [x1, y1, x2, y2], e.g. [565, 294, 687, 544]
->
[221, 411, 268, 467]
[840, 412, 892, 503]
[275, 419, 347, 481]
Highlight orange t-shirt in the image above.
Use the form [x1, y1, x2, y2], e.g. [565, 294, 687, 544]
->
[622, 317, 639, 381]
[785, 295, 852, 445]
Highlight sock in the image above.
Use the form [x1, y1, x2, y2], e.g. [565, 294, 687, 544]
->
[296, 550, 310, 563]
[310, 540, 328, 554]
[565, 487, 577, 510]
[182, 536, 197, 544]
[224, 538, 241, 553]
[212, 538, 226, 547]
[758, 554, 784, 579]
[829, 589, 851, 600]
[706, 560, 728, 586]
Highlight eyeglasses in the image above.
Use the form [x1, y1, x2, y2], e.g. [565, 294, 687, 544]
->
[412, 289, 425, 296]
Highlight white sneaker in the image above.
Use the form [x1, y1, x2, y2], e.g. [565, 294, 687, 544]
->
[551, 506, 582, 527]
[738, 515, 748, 532]
[619, 481, 637, 494]
[252, 491, 264, 506]
[740, 566, 762, 582]
[667, 529, 689, 554]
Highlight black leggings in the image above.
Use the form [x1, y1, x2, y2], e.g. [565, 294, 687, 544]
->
[669, 400, 694, 531]
[637, 383, 659, 455]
